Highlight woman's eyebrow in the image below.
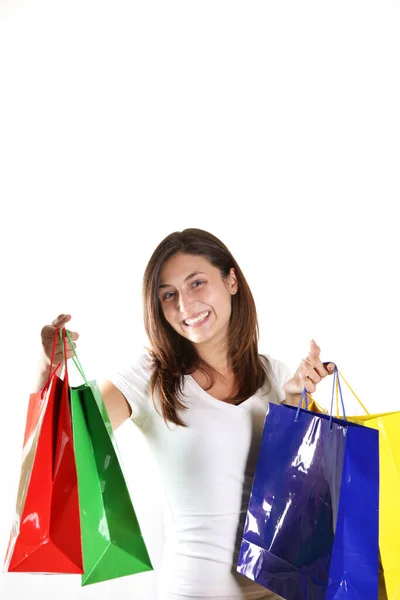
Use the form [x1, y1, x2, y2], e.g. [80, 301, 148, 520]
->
[159, 271, 206, 289]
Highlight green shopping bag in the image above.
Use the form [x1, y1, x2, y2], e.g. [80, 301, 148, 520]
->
[63, 329, 153, 586]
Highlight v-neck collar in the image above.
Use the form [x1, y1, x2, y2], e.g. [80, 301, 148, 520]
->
[185, 374, 262, 409]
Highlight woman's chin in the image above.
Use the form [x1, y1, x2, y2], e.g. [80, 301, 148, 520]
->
[183, 327, 215, 345]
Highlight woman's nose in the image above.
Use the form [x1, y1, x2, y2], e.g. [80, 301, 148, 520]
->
[177, 291, 193, 315]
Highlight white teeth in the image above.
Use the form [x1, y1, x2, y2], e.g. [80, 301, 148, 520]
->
[184, 311, 209, 326]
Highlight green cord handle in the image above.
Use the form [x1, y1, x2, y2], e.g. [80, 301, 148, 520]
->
[58, 327, 88, 385]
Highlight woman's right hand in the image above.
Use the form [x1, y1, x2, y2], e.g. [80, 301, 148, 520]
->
[40, 313, 80, 369]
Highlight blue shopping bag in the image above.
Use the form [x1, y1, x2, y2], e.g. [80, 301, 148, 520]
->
[237, 367, 379, 600]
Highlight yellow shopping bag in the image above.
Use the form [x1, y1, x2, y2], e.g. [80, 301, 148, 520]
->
[307, 371, 399, 599]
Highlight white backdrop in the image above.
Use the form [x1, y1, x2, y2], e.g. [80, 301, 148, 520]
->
[0, 1, 399, 599]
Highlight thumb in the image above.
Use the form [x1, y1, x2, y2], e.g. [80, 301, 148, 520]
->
[52, 314, 71, 327]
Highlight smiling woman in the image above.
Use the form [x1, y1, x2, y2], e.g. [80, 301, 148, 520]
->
[36, 228, 335, 600]
[142, 230, 270, 422]
[158, 253, 240, 384]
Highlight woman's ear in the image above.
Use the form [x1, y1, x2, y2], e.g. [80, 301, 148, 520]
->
[229, 268, 238, 294]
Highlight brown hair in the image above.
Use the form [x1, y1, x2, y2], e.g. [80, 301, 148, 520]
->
[142, 228, 271, 427]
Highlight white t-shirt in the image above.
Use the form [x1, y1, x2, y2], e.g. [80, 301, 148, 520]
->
[109, 352, 292, 600]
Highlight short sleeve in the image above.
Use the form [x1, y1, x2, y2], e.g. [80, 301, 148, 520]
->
[107, 351, 153, 428]
[262, 353, 293, 403]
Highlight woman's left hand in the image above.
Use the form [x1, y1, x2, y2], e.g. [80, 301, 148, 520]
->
[283, 340, 335, 406]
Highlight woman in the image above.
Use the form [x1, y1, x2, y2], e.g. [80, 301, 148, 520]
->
[35, 228, 335, 600]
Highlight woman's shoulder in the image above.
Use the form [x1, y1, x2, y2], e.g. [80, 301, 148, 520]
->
[114, 348, 153, 379]
[259, 352, 293, 400]
[259, 351, 290, 370]
[133, 347, 154, 372]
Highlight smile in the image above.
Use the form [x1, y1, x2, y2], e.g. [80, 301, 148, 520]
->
[183, 311, 211, 327]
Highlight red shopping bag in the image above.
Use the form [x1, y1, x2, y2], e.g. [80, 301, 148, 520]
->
[4, 328, 83, 573]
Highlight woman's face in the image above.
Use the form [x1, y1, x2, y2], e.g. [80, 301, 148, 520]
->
[158, 253, 238, 348]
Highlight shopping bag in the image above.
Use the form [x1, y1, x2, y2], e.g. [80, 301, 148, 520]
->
[65, 330, 153, 585]
[237, 367, 379, 600]
[324, 370, 400, 600]
[4, 330, 83, 574]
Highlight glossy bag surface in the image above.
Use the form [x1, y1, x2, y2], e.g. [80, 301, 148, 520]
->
[4, 361, 83, 574]
[237, 398, 379, 600]
[309, 372, 399, 600]
[350, 411, 400, 600]
[70, 379, 153, 585]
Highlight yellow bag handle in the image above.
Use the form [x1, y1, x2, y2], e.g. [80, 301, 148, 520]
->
[336, 369, 370, 416]
[305, 365, 370, 416]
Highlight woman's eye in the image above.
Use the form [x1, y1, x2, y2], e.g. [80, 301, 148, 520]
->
[163, 292, 175, 300]
[162, 281, 204, 301]
[192, 280, 204, 288]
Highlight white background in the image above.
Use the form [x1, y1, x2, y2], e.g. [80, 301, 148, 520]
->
[0, 1, 399, 598]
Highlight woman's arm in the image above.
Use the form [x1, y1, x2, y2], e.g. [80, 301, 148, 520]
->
[34, 314, 132, 431]
[98, 379, 132, 431]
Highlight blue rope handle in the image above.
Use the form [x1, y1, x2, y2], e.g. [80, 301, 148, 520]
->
[294, 387, 309, 421]
[329, 366, 347, 428]
[293, 361, 347, 426]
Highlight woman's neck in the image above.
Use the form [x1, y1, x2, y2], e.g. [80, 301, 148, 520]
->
[196, 340, 232, 379]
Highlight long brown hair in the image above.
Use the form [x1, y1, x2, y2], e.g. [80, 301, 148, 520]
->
[142, 228, 271, 427]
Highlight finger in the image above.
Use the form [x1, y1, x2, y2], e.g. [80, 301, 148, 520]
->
[51, 351, 76, 364]
[300, 358, 322, 384]
[67, 331, 79, 340]
[306, 353, 330, 378]
[325, 362, 336, 373]
[308, 339, 321, 359]
[50, 338, 76, 353]
[43, 332, 79, 344]
[51, 314, 71, 327]
[42, 317, 71, 339]
[43, 318, 79, 340]
[308, 340, 335, 377]
[57, 337, 77, 349]
[299, 372, 317, 393]
[59, 329, 79, 340]
[51, 345, 77, 361]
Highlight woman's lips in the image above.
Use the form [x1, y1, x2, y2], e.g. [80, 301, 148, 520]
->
[183, 311, 211, 328]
